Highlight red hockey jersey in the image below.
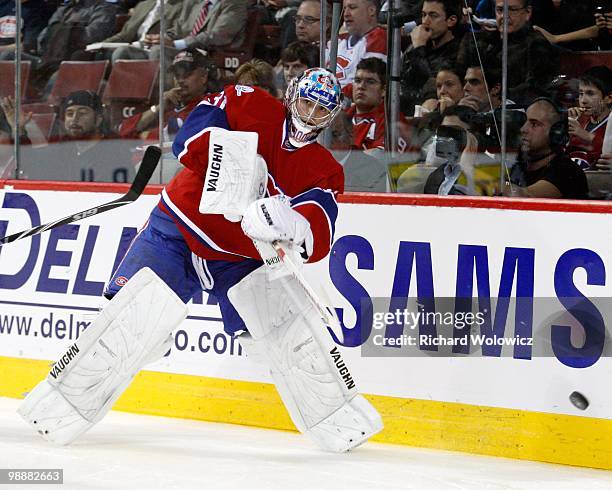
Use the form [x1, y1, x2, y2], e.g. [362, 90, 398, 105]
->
[161, 85, 344, 263]
[331, 26, 387, 94]
[347, 102, 386, 150]
[568, 113, 609, 168]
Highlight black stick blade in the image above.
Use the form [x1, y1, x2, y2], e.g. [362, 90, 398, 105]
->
[0, 145, 161, 246]
[129, 145, 162, 197]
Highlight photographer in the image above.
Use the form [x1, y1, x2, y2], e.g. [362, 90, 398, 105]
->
[505, 98, 588, 199]
[421, 105, 481, 195]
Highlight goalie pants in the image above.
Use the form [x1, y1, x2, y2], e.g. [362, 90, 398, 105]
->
[105, 206, 263, 335]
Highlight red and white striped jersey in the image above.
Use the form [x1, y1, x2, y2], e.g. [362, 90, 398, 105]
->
[330, 26, 387, 92]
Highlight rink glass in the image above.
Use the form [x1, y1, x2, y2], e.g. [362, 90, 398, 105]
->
[0, 2, 609, 199]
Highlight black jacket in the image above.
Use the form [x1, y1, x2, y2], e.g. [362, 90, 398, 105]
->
[457, 25, 560, 103]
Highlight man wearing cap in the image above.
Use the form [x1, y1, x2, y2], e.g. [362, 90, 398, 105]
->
[119, 49, 214, 140]
[22, 90, 134, 183]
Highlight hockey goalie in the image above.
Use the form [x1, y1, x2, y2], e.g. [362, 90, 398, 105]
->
[18, 68, 383, 452]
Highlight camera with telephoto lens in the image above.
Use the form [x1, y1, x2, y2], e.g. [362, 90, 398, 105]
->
[435, 125, 467, 162]
[464, 108, 526, 151]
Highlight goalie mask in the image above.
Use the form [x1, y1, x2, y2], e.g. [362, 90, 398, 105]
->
[284, 68, 342, 148]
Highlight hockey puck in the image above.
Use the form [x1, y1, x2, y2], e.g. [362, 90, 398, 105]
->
[569, 391, 589, 410]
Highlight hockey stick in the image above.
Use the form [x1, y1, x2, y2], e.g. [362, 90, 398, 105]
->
[0, 145, 161, 246]
[273, 241, 343, 331]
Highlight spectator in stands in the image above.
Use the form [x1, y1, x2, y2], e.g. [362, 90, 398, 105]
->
[400, 0, 463, 114]
[163, 0, 249, 54]
[505, 98, 587, 198]
[100, 0, 184, 63]
[457, 0, 559, 103]
[37, 0, 120, 67]
[406, 64, 465, 151]
[567, 66, 611, 170]
[329, 110, 388, 192]
[346, 57, 386, 151]
[1, 0, 119, 77]
[421, 64, 465, 114]
[334, 0, 386, 93]
[23, 90, 135, 183]
[279, 41, 319, 90]
[295, 0, 329, 45]
[235, 59, 282, 98]
[458, 64, 502, 112]
[119, 49, 215, 140]
[0, 0, 55, 57]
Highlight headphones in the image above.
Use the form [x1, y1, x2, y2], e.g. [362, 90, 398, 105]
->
[530, 97, 569, 152]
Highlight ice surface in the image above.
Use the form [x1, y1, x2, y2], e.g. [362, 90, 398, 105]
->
[0, 397, 610, 490]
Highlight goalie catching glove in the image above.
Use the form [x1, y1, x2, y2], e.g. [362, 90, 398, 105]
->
[241, 195, 314, 259]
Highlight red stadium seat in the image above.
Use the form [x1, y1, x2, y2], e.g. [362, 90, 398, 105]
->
[103, 59, 159, 101]
[209, 10, 262, 71]
[102, 59, 160, 130]
[0, 61, 31, 100]
[30, 113, 57, 139]
[559, 50, 612, 78]
[48, 61, 109, 104]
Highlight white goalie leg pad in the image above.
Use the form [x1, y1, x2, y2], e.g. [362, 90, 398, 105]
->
[229, 268, 383, 452]
[18, 268, 188, 445]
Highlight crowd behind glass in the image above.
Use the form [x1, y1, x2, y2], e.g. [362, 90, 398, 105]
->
[0, 0, 610, 199]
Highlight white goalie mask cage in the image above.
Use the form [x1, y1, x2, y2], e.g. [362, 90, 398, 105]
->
[284, 68, 343, 146]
